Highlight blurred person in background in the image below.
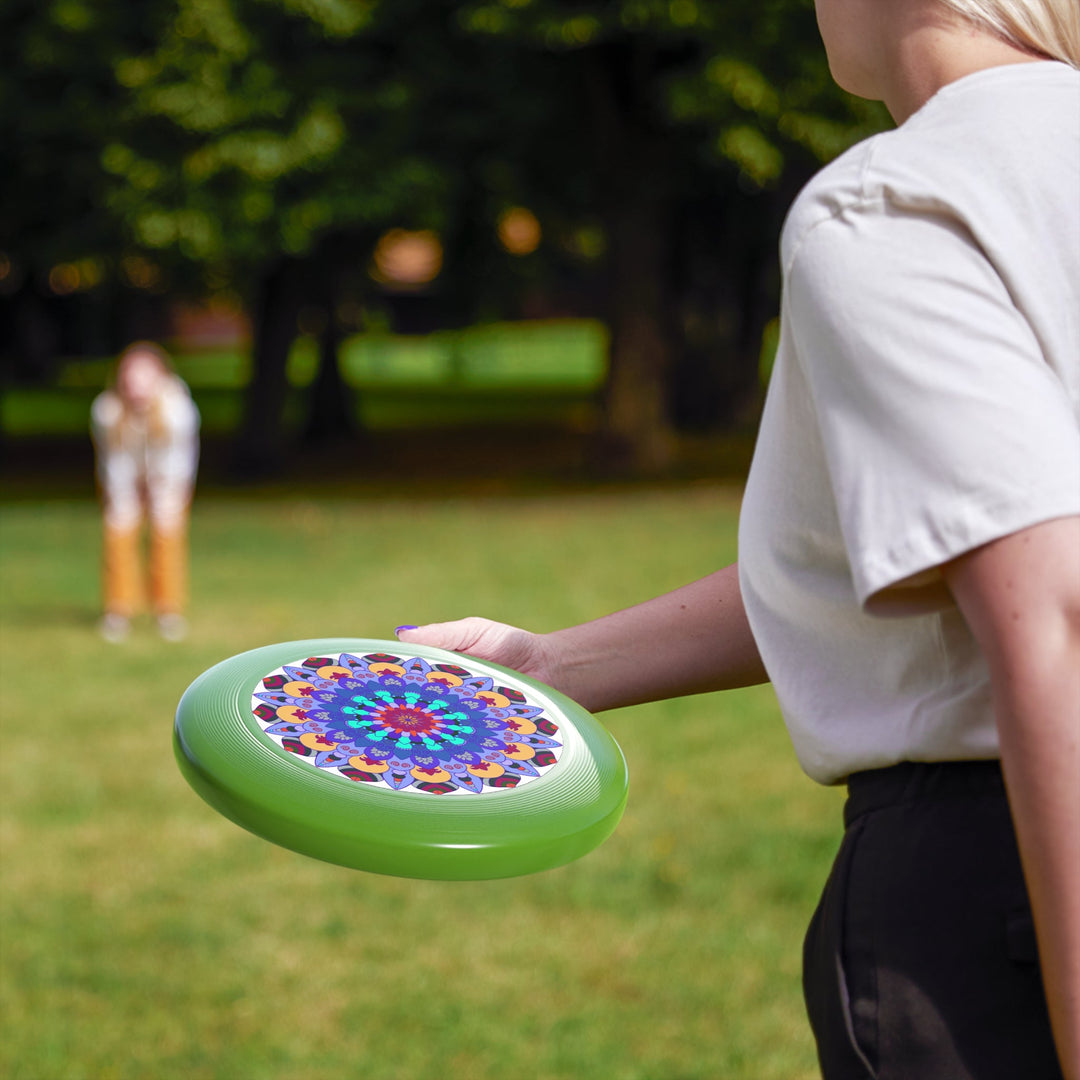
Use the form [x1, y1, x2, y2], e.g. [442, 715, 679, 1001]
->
[91, 342, 199, 643]
[398, 0, 1080, 1077]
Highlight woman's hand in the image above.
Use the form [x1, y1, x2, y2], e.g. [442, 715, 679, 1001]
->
[397, 618, 561, 686]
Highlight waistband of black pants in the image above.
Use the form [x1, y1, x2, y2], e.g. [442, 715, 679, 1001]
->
[844, 759, 1005, 829]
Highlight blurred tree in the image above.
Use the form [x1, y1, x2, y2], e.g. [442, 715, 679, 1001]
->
[1, 0, 889, 473]
[0, 0, 165, 380]
[454, 0, 890, 470]
[95, 0, 442, 472]
[95, 0, 560, 473]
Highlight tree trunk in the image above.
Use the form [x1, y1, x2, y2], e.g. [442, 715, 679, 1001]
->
[585, 42, 677, 475]
[231, 257, 304, 479]
[3, 279, 60, 384]
[302, 303, 355, 448]
[602, 187, 675, 471]
[666, 164, 814, 434]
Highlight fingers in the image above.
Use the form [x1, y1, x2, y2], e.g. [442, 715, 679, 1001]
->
[396, 617, 492, 654]
[394, 617, 540, 673]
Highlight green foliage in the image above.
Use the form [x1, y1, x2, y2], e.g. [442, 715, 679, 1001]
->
[0, 1, 142, 265]
[455, 0, 890, 185]
[96, 0, 450, 273]
[2, 0, 889, 280]
[3, 0, 890, 459]
[0, 489, 842, 1079]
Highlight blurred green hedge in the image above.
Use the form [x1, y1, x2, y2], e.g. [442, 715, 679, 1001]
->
[2, 319, 609, 436]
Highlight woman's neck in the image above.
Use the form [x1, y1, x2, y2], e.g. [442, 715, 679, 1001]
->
[884, 15, 1048, 123]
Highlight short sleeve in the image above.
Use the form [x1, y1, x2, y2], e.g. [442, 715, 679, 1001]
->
[90, 391, 121, 442]
[787, 202, 1080, 612]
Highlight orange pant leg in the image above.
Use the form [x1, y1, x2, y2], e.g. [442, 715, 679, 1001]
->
[149, 516, 188, 616]
[103, 523, 144, 617]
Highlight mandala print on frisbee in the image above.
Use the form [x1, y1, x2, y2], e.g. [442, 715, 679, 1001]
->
[251, 652, 563, 795]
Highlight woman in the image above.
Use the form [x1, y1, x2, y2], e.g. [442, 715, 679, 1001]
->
[397, 1, 1079, 1076]
[91, 342, 200, 642]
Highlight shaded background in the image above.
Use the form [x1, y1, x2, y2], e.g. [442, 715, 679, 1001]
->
[1, 0, 888, 483]
[0, 2, 889, 1076]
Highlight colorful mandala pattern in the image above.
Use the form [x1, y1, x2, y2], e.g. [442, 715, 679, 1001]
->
[251, 651, 563, 795]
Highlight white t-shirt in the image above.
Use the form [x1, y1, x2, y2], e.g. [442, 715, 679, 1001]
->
[92, 376, 200, 531]
[739, 61, 1080, 785]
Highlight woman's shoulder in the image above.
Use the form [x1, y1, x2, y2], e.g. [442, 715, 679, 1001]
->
[782, 62, 1079, 273]
[779, 136, 885, 270]
[91, 389, 123, 429]
[157, 375, 200, 429]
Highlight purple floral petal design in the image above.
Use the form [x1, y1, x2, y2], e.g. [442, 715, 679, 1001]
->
[503, 757, 541, 777]
[264, 721, 304, 736]
[451, 772, 485, 793]
[383, 768, 414, 790]
[460, 676, 494, 693]
[519, 733, 562, 750]
[282, 665, 317, 682]
[254, 692, 308, 708]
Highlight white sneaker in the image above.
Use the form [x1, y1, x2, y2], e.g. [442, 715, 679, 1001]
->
[157, 613, 188, 642]
[99, 613, 130, 643]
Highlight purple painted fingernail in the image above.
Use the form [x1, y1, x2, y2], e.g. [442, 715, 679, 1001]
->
[395, 625, 418, 635]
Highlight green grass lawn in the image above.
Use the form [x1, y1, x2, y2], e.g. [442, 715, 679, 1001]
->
[0, 486, 842, 1080]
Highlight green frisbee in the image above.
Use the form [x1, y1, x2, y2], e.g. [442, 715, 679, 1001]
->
[174, 639, 628, 880]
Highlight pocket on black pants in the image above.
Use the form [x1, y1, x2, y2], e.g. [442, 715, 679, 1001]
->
[803, 819, 877, 1080]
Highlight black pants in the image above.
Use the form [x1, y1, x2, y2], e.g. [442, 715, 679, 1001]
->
[803, 761, 1063, 1080]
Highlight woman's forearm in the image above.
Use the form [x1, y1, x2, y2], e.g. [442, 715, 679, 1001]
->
[541, 562, 768, 713]
[995, 664, 1080, 1080]
[946, 516, 1080, 1079]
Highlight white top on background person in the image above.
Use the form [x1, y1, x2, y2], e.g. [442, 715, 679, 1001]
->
[91, 344, 200, 532]
[738, 59, 1080, 785]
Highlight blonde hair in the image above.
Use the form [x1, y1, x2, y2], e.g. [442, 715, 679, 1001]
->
[938, 0, 1080, 66]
